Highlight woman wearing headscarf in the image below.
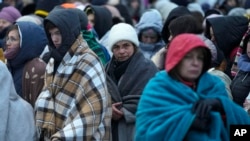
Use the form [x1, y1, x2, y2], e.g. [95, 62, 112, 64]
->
[4, 21, 47, 103]
[136, 33, 250, 141]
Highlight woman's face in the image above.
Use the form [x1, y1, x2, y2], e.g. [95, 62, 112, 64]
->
[87, 13, 95, 28]
[177, 48, 204, 82]
[5, 29, 20, 49]
[112, 40, 135, 62]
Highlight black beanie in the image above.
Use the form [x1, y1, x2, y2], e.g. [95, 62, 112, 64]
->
[35, 0, 65, 18]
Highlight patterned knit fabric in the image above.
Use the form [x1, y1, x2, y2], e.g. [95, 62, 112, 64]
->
[82, 30, 109, 65]
[22, 57, 46, 107]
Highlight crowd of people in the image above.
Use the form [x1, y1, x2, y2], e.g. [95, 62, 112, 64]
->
[0, 0, 250, 140]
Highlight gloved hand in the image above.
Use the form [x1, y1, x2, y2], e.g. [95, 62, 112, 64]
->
[191, 116, 211, 131]
[197, 98, 223, 112]
[190, 99, 224, 131]
[191, 100, 212, 131]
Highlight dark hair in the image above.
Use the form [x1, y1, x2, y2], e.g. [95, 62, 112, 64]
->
[190, 11, 204, 25]
[6, 24, 19, 36]
[168, 15, 203, 38]
[44, 21, 56, 32]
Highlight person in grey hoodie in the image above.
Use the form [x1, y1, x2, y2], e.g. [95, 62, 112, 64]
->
[0, 61, 36, 141]
[135, 8, 165, 59]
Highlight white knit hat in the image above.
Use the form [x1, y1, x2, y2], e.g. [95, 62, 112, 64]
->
[108, 23, 139, 54]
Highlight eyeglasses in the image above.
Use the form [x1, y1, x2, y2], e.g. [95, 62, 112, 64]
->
[5, 36, 19, 43]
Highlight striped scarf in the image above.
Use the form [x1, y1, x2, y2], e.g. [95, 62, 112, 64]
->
[231, 21, 250, 76]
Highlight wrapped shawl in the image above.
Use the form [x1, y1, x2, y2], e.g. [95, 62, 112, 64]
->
[35, 36, 112, 141]
[106, 50, 158, 141]
[136, 71, 250, 141]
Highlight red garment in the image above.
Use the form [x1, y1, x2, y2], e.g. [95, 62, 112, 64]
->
[165, 33, 209, 72]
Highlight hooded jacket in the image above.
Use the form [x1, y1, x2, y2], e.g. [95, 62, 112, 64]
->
[42, 8, 81, 70]
[7, 21, 48, 97]
[135, 9, 165, 59]
[87, 5, 113, 39]
[44, 8, 81, 57]
[0, 61, 36, 141]
[205, 16, 248, 57]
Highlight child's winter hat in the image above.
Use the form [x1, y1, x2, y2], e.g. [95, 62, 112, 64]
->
[0, 6, 21, 23]
[108, 23, 139, 54]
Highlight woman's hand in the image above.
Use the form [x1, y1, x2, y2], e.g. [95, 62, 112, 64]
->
[112, 102, 124, 120]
